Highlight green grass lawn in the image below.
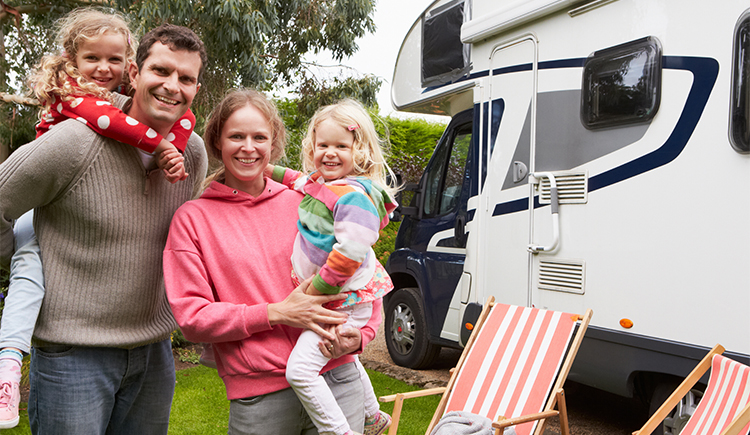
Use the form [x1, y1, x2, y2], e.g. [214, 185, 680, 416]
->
[4, 366, 439, 434]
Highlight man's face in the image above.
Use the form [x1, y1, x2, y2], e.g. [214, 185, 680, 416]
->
[128, 42, 201, 135]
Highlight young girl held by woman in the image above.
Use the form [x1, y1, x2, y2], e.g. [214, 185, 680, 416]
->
[0, 8, 194, 428]
[268, 99, 399, 435]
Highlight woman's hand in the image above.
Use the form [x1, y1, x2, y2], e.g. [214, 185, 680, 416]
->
[267, 277, 347, 340]
[318, 324, 363, 359]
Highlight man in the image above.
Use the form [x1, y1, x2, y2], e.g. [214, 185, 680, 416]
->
[0, 23, 208, 434]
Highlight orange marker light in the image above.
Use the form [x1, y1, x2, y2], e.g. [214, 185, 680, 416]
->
[465, 323, 474, 331]
[619, 318, 634, 329]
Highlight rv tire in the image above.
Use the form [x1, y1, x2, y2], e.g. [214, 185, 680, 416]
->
[648, 381, 703, 435]
[384, 287, 441, 369]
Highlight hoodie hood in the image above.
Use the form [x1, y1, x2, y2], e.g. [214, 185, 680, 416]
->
[201, 178, 291, 204]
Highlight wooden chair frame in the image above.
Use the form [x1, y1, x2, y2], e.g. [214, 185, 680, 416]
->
[633, 344, 750, 435]
[380, 297, 593, 435]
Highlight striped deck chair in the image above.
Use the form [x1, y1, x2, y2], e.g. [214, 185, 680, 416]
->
[380, 297, 592, 435]
[634, 344, 750, 435]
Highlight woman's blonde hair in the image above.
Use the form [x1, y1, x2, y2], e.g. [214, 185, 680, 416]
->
[29, 8, 136, 108]
[301, 99, 398, 196]
[202, 88, 287, 192]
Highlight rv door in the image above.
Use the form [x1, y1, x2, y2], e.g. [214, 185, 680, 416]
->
[474, 35, 537, 308]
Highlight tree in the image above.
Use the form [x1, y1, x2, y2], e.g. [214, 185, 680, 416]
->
[0, 0, 378, 158]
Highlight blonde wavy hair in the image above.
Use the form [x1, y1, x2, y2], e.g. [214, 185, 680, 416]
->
[29, 8, 136, 109]
[202, 88, 287, 192]
[301, 99, 399, 197]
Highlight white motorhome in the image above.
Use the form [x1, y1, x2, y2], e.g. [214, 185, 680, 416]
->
[384, 0, 750, 432]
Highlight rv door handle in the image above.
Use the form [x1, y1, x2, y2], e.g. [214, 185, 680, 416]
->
[528, 172, 560, 254]
[455, 215, 467, 247]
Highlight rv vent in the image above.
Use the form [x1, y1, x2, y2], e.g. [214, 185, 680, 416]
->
[538, 259, 585, 294]
[538, 172, 588, 204]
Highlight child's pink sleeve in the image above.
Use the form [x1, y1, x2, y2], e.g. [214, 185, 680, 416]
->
[165, 109, 196, 152]
[53, 94, 165, 153]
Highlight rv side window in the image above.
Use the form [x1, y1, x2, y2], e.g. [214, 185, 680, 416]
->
[422, 124, 471, 217]
[581, 37, 662, 130]
[421, 0, 471, 88]
[730, 13, 750, 153]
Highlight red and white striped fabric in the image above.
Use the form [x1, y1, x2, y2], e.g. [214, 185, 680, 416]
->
[681, 354, 750, 435]
[443, 304, 578, 435]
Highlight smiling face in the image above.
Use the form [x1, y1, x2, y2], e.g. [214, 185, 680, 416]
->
[312, 118, 355, 182]
[74, 31, 128, 92]
[217, 104, 273, 196]
[127, 42, 201, 136]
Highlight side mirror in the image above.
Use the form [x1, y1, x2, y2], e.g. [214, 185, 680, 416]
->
[392, 182, 421, 221]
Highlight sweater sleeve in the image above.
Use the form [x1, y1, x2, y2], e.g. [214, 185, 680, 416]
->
[163, 207, 273, 344]
[0, 124, 92, 269]
[53, 94, 164, 153]
[270, 165, 306, 192]
[312, 190, 382, 295]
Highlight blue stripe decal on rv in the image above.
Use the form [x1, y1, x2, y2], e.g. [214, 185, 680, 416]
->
[588, 56, 718, 192]
[489, 55, 719, 217]
[424, 58, 586, 93]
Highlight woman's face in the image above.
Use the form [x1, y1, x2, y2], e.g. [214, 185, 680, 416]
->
[217, 104, 272, 196]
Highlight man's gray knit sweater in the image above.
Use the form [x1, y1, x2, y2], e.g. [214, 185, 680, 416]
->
[0, 93, 208, 348]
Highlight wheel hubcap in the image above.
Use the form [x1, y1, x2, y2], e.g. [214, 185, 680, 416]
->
[663, 389, 702, 435]
[390, 303, 416, 355]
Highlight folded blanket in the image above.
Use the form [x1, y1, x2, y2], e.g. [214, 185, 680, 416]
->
[429, 411, 517, 435]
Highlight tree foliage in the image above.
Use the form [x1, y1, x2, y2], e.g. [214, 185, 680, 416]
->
[382, 116, 446, 184]
[0, 0, 379, 156]
[278, 72, 382, 170]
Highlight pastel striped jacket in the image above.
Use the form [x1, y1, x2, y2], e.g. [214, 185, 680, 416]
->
[271, 167, 397, 306]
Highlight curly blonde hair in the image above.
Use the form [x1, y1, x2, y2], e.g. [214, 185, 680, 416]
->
[301, 99, 399, 196]
[29, 8, 136, 109]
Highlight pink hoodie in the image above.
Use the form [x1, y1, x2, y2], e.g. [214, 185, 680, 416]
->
[164, 179, 381, 400]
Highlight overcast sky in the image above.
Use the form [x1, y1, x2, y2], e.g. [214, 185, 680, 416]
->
[286, 0, 448, 122]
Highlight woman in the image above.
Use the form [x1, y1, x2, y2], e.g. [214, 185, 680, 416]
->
[163, 88, 381, 435]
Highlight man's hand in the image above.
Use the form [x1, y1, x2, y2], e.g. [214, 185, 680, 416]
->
[318, 324, 363, 359]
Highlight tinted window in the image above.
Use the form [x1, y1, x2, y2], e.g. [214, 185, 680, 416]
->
[422, 124, 471, 217]
[730, 13, 750, 153]
[422, 0, 470, 87]
[581, 37, 662, 129]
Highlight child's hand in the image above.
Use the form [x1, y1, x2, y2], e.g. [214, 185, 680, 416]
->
[264, 164, 275, 179]
[158, 150, 187, 184]
[304, 281, 324, 296]
[156, 141, 188, 184]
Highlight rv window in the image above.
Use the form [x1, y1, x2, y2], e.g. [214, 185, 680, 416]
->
[422, 124, 471, 217]
[581, 37, 662, 130]
[730, 14, 750, 153]
[422, 0, 471, 88]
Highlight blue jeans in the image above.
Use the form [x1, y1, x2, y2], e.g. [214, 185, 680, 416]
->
[228, 362, 366, 435]
[29, 338, 175, 435]
[0, 210, 44, 354]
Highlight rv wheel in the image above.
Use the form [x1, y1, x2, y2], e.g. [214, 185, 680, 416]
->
[649, 382, 703, 435]
[384, 287, 440, 369]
